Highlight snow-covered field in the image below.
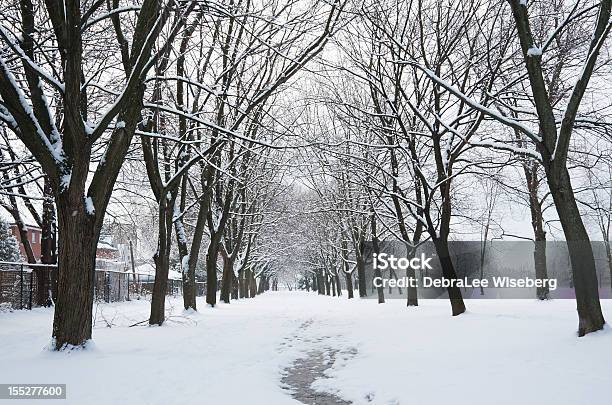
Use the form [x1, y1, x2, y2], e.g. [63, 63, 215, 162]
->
[1, 292, 611, 405]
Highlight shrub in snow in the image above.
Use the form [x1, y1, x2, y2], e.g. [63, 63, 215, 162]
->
[0, 302, 13, 313]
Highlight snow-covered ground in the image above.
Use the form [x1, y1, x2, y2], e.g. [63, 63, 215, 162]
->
[1, 292, 611, 405]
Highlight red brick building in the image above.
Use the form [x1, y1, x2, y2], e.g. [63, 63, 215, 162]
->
[96, 239, 120, 260]
[9, 223, 42, 261]
[9, 224, 120, 263]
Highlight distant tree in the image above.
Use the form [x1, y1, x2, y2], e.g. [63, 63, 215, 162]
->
[0, 217, 20, 262]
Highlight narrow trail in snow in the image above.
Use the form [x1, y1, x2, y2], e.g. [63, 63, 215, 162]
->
[280, 319, 357, 405]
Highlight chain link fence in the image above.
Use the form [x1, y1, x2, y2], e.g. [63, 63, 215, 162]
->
[0, 261, 206, 311]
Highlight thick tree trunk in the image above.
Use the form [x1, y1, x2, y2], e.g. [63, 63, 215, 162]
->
[182, 196, 209, 311]
[334, 273, 342, 296]
[371, 215, 385, 303]
[175, 218, 194, 309]
[525, 165, 549, 300]
[534, 238, 549, 300]
[257, 274, 266, 295]
[433, 238, 466, 316]
[220, 254, 233, 303]
[324, 276, 331, 295]
[205, 243, 220, 306]
[231, 271, 239, 300]
[406, 266, 418, 306]
[345, 272, 354, 299]
[355, 253, 367, 297]
[373, 267, 384, 303]
[52, 201, 99, 350]
[149, 198, 174, 325]
[248, 271, 257, 297]
[317, 272, 325, 295]
[605, 241, 612, 293]
[239, 270, 246, 298]
[547, 167, 604, 335]
[182, 267, 197, 311]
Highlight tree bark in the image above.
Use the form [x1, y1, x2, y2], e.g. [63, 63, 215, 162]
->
[334, 272, 342, 297]
[355, 250, 367, 297]
[220, 250, 233, 303]
[149, 196, 175, 325]
[205, 244, 220, 306]
[533, 237, 549, 300]
[345, 272, 354, 299]
[371, 214, 385, 303]
[433, 239, 466, 316]
[547, 167, 604, 335]
[39, 180, 57, 307]
[406, 265, 418, 306]
[239, 270, 246, 298]
[231, 271, 239, 300]
[51, 196, 99, 349]
[248, 270, 257, 297]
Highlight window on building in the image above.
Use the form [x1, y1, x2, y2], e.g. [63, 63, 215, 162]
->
[31, 232, 37, 244]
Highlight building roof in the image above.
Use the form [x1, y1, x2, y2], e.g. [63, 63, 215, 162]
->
[134, 262, 182, 280]
[97, 241, 119, 251]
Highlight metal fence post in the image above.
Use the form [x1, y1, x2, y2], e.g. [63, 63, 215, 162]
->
[20, 264, 24, 310]
[28, 270, 33, 310]
[105, 271, 110, 303]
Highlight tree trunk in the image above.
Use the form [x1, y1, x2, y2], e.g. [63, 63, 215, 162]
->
[547, 167, 604, 335]
[51, 199, 99, 349]
[605, 241, 612, 293]
[334, 273, 342, 297]
[371, 214, 385, 303]
[534, 238, 549, 300]
[317, 272, 325, 295]
[38, 181, 57, 307]
[433, 238, 466, 316]
[149, 197, 174, 325]
[345, 272, 354, 299]
[239, 270, 246, 298]
[231, 270, 239, 300]
[205, 243, 219, 306]
[220, 253, 233, 303]
[525, 165, 549, 300]
[257, 274, 266, 295]
[182, 194, 209, 311]
[355, 252, 367, 297]
[248, 270, 257, 297]
[406, 266, 418, 306]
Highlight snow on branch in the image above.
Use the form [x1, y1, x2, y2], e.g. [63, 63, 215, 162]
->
[0, 25, 65, 93]
[399, 61, 542, 145]
[0, 58, 66, 167]
[81, 6, 142, 31]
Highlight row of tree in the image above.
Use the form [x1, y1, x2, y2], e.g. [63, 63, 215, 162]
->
[294, 0, 612, 337]
[0, 0, 345, 349]
[1, 0, 611, 351]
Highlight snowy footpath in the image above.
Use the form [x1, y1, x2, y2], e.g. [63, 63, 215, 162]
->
[1, 292, 612, 405]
